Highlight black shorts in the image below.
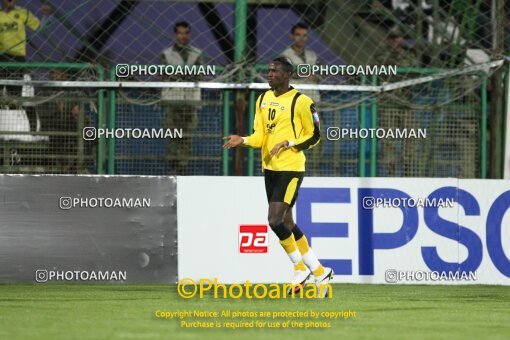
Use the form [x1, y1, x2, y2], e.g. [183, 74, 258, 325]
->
[264, 170, 305, 207]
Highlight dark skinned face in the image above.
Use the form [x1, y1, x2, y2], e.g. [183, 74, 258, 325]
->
[267, 62, 290, 89]
[3, 0, 14, 10]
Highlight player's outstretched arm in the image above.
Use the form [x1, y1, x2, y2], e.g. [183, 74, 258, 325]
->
[222, 135, 244, 149]
[223, 93, 265, 150]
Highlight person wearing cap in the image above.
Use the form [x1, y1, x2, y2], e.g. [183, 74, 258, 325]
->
[375, 26, 417, 67]
[374, 26, 418, 177]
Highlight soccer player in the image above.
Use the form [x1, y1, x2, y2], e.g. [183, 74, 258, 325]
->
[223, 57, 333, 297]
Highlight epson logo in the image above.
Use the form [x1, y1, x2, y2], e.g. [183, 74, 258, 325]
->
[296, 186, 510, 279]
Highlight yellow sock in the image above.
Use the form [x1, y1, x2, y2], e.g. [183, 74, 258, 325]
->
[279, 234, 306, 270]
[279, 234, 298, 253]
[313, 265, 325, 277]
[294, 261, 307, 271]
[296, 235, 310, 254]
[295, 235, 324, 276]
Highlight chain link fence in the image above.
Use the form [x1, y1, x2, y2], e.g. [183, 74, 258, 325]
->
[0, 63, 100, 174]
[0, 63, 489, 178]
[376, 72, 484, 178]
[113, 88, 224, 175]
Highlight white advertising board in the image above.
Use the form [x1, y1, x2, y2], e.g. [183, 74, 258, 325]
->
[178, 177, 510, 285]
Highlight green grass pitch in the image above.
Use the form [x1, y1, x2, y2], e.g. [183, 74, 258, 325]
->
[0, 284, 509, 339]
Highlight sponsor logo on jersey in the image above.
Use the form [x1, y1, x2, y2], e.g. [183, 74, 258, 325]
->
[266, 122, 276, 134]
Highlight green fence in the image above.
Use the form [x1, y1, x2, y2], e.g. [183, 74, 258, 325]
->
[0, 62, 491, 178]
[372, 69, 488, 179]
[0, 62, 102, 174]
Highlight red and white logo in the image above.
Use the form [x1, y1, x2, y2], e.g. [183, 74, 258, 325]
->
[239, 225, 268, 254]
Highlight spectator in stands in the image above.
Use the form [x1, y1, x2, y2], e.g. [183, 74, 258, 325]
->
[375, 25, 418, 177]
[376, 26, 417, 67]
[281, 22, 321, 103]
[40, 69, 89, 174]
[1, 0, 51, 135]
[0, 1, 51, 93]
[160, 21, 202, 175]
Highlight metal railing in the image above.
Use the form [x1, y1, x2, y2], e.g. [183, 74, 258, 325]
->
[0, 62, 492, 178]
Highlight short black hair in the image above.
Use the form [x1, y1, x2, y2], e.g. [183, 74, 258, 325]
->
[174, 21, 190, 33]
[272, 57, 294, 75]
[291, 22, 309, 34]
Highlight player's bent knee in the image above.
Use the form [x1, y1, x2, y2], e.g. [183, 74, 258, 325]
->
[268, 215, 284, 229]
[268, 221, 292, 240]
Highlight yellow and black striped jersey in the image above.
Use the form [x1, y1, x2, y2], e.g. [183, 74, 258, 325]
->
[0, 7, 40, 57]
[244, 87, 320, 172]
